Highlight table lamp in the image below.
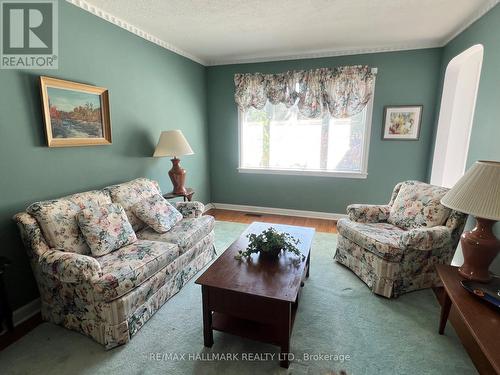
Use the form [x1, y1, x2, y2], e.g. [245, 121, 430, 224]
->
[153, 130, 194, 194]
[441, 160, 500, 282]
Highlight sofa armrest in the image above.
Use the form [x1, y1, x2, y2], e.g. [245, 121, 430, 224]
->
[39, 249, 102, 283]
[398, 226, 452, 251]
[347, 204, 390, 223]
[175, 201, 204, 218]
[13, 212, 50, 257]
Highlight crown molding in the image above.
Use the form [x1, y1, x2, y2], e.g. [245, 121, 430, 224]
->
[67, 0, 498, 67]
[66, 0, 208, 65]
[440, 0, 499, 46]
[205, 42, 443, 66]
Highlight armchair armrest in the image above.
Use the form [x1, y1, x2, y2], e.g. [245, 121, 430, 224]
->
[175, 201, 204, 218]
[39, 249, 102, 283]
[398, 226, 452, 251]
[347, 204, 391, 223]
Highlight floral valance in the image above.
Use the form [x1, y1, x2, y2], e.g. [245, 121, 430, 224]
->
[234, 65, 377, 118]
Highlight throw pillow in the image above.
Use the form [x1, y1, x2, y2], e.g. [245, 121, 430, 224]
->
[132, 194, 182, 233]
[78, 203, 137, 256]
[27, 199, 90, 254]
[388, 181, 451, 230]
[104, 178, 162, 232]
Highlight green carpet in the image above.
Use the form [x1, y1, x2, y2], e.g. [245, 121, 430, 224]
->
[0, 221, 475, 375]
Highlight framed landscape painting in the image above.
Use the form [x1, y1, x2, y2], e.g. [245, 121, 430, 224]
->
[382, 105, 423, 140]
[40, 76, 111, 147]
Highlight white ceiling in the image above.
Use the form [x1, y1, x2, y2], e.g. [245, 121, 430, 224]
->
[70, 0, 499, 65]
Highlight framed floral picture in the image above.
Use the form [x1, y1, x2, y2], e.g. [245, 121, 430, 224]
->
[382, 105, 423, 140]
[40, 76, 112, 147]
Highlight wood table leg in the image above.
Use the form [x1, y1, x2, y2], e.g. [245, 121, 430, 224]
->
[439, 291, 452, 335]
[201, 285, 213, 347]
[306, 250, 310, 278]
[279, 303, 292, 368]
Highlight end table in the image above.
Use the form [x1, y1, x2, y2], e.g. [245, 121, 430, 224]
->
[163, 188, 194, 202]
[436, 264, 500, 374]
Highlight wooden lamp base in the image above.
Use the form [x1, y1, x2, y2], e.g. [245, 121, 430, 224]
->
[459, 217, 500, 282]
[168, 157, 187, 195]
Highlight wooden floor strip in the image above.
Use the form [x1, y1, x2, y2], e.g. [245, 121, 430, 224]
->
[205, 209, 337, 233]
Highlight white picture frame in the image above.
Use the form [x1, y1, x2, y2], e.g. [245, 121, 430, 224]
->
[382, 105, 423, 140]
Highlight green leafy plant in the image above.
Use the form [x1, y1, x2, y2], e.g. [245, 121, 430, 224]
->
[235, 227, 303, 261]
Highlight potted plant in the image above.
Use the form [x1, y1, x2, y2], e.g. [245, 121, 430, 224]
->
[235, 227, 303, 261]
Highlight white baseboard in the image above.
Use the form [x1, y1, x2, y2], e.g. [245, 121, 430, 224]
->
[13, 298, 41, 327]
[209, 203, 345, 221]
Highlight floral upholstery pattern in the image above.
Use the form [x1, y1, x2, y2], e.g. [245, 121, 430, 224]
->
[137, 216, 215, 252]
[97, 232, 214, 325]
[92, 240, 180, 301]
[347, 204, 391, 223]
[132, 195, 182, 233]
[388, 181, 451, 230]
[398, 226, 451, 251]
[27, 199, 91, 254]
[335, 236, 454, 298]
[334, 180, 467, 298]
[38, 249, 102, 283]
[13, 178, 216, 349]
[175, 201, 205, 218]
[65, 190, 112, 210]
[78, 203, 137, 257]
[337, 220, 405, 262]
[234, 66, 376, 119]
[105, 178, 162, 232]
[26, 190, 113, 255]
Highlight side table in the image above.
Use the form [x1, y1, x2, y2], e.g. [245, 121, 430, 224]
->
[436, 264, 500, 374]
[163, 188, 195, 202]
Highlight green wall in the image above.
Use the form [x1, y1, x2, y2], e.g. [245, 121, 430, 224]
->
[441, 5, 500, 169]
[3, 1, 499, 311]
[436, 4, 500, 271]
[207, 49, 443, 213]
[0, 2, 210, 310]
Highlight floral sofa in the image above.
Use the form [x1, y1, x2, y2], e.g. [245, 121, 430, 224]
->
[334, 181, 467, 298]
[13, 178, 216, 348]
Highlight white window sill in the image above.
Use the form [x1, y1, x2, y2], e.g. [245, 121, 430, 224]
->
[237, 167, 368, 179]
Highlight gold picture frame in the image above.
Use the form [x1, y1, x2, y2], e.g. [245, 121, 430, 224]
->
[40, 76, 112, 147]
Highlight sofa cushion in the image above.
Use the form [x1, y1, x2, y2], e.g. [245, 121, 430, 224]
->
[337, 218, 405, 262]
[65, 190, 112, 210]
[92, 240, 180, 301]
[78, 203, 137, 257]
[132, 194, 182, 233]
[27, 199, 91, 254]
[105, 178, 161, 232]
[137, 216, 215, 252]
[388, 181, 451, 230]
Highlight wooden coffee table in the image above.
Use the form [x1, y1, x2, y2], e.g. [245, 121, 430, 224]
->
[195, 222, 315, 368]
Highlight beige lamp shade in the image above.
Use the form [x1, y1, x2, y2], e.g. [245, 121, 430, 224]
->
[153, 130, 194, 158]
[441, 160, 500, 221]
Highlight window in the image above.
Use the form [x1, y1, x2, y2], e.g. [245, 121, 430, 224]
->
[239, 98, 373, 178]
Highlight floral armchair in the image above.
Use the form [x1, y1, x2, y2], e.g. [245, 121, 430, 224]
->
[334, 181, 467, 298]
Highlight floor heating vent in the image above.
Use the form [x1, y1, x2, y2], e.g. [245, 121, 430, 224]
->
[244, 213, 263, 217]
